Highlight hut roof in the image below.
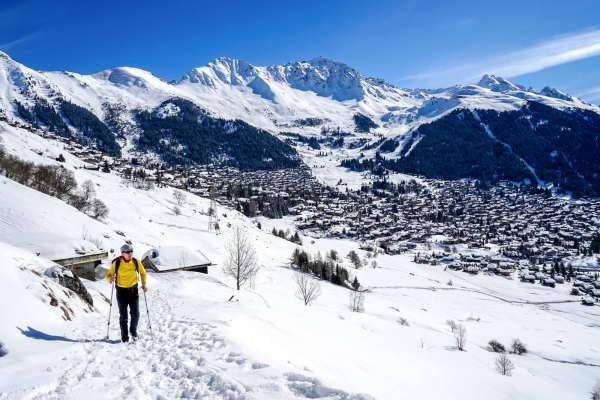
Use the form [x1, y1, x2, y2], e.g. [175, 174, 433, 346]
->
[142, 246, 210, 272]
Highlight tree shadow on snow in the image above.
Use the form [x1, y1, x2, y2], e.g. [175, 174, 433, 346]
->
[18, 327, 120, 344]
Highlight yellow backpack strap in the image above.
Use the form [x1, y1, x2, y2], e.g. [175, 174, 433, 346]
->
[114, 258, 121, 285]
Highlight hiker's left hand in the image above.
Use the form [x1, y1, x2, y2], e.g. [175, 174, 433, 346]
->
[142, 285, 148, 293]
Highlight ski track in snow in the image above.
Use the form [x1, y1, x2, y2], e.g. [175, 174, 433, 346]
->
[1, 276, 366, 400]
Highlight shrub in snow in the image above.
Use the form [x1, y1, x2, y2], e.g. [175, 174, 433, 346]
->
[494, 353, 514, 376]
[489, 340, 506, 353]
[511, 338, 528, 355]
[0, 341, 8, 357]
[591, 379, 600, 400]
[397, 317, 410, 326]
[173, 205, 182, 216]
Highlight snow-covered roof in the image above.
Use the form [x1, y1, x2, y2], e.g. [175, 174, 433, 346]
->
[141, 246, 211, 272]
[0, 232, 102, 261]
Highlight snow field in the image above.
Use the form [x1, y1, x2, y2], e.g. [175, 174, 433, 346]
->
[0, 125, 600, 399]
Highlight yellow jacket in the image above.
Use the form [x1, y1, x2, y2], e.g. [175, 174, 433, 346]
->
[105, 258, 147, 288]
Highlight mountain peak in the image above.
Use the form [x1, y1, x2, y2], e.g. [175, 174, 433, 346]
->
[208, 57, 254, 69]
[477, 74, 525, 92]
[306, 56, 343, 66]
[540, 86, 573, 102]
[477, 74, 499, 87]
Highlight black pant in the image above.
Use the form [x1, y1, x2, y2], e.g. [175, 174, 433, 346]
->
[116, 286, 139, 342]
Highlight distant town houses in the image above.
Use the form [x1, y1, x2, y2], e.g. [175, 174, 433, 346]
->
[16, 119, 600, 275]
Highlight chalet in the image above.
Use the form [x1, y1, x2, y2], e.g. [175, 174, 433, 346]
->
[535, 272, 546, 281]
[449, 261, 462, 271]
[359, 242, 374, 251]
[83, 163, 100, 171]
[465, 266, 479, 275]
[576, 274, 592, 282]
[582, 297, 596, 306]
[522, 274, 536, 283]
[141, 246, 211, 273]
[542, 278, 556, 288]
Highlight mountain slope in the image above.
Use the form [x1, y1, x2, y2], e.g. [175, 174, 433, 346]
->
[1, 122, 599, 399]
[2, 50, 600, 191]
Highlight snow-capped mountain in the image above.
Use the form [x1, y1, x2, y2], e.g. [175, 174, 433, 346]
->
[2, 50, 597, 135]
[2, 50, 600, 195]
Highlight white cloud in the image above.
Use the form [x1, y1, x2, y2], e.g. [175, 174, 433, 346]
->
[575, 85, 600, 101]
[399, 28, 600, 88]
[0, 31, 44, 52]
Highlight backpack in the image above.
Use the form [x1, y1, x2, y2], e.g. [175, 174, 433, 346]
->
[112, 256, 140, 286]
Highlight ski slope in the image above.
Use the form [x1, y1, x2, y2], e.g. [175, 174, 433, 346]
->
[1, 118, 600, 399]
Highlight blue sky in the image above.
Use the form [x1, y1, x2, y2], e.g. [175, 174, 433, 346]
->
[2, 0, 600, 103]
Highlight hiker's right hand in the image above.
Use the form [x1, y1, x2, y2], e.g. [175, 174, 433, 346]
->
[110, 275, 116, 283]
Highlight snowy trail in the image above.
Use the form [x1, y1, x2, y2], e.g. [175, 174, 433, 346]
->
[2, 275, 372, 400]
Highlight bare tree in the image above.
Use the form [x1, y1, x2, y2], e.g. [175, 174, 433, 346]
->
[91, 198, 109, 220]
[349, 290, 365, 313]
[173, 189, 186, 206]
[446, 319, 457, 332]
[293, 271, 322, 305]
[222, 226, 260, 290]
[494, 353, 514, 376]
[80, 179, 96, 212]
[591, 379, 600, 400]
[454, 323, 467, 351]
[347, 250, 361, 269]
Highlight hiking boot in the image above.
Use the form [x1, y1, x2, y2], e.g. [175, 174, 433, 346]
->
[132, 334, 138, 341]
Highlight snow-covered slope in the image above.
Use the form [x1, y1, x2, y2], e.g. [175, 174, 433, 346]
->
[1, 115, 600, 399]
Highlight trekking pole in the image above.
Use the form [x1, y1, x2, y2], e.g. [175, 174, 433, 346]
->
[142, 289, 153, 340]
[106, 281, 114, 339]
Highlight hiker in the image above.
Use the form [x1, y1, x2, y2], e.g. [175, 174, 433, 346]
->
[105, 244, 148, 343]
